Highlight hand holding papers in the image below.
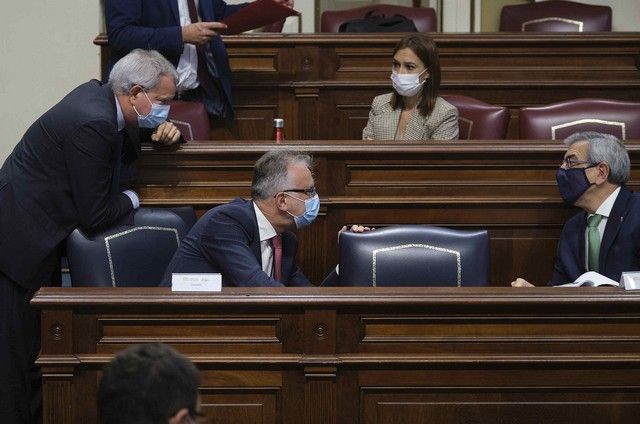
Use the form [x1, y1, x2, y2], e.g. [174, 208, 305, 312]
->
[219, 0, 299, 35]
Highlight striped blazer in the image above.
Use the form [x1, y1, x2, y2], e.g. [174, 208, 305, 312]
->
[362, 93, 459, 140]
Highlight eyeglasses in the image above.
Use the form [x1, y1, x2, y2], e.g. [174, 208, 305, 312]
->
[562, 158, 593, 169]
[282, 187, 317, 197]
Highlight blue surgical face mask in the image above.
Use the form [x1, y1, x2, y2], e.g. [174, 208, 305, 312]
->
[556, 166, 595, 204]
[286, 194, 320, 229]
[134, 91, 170, 128]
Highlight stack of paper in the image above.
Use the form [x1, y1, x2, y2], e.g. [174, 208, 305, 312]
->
[555, 271, 619, 287]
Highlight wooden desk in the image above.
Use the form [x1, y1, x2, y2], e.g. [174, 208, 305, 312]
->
[33, 287, 640, 424]
[135, 140, 640, 285]
[95, 33, 640, 139]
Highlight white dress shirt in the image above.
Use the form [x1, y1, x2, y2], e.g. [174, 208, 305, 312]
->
[253, 202, 277, 278]
[584, 186, 620, 267]
[176, 0, 200, 91]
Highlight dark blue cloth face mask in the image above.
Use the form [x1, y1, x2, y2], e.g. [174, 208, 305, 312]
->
[556, 166, 595, 204]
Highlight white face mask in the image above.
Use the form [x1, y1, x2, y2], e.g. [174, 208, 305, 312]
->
[390, 69, 427, 97]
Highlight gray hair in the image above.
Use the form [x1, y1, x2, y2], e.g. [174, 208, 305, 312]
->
[107, 49, 178, 95]
[564, 131, 631, 184]
[251, 150, 313, 200]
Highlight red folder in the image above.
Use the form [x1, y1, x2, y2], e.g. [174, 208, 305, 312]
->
[219, 0, 299, 35]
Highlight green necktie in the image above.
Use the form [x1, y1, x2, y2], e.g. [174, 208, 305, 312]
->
[587, 214, 603, 272]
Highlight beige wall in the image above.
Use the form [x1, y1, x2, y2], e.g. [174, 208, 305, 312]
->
[0, 1, 101, 163]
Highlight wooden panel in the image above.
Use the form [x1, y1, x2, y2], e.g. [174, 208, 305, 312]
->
[361, 388, 640, 424]
[95, 316, 282, 354]
[33, 287, 640, 424]
[201, 389, 279, 424]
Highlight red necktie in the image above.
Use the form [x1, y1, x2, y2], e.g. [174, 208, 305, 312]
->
[271, 235, 282, 282]
[185, 0, 215, 96]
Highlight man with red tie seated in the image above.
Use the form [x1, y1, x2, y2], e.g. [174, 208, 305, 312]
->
[512, 132, 640, 287]
[162, 150, 315, 287]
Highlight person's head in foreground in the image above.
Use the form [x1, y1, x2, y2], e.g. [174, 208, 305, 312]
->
[251, 149, 319, 233]
[390, 33, 442, 116]
[98, 343, 202, 424]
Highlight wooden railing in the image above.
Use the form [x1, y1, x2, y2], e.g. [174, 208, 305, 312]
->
[34, 286, 640, 424]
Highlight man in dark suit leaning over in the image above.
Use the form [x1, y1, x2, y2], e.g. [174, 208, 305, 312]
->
[0, 49, 181, 424]
[163, 150, 317, 287]
[512, 132, 640, 287]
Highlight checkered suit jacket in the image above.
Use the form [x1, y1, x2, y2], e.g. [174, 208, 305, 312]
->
[362, 93, 459, 140]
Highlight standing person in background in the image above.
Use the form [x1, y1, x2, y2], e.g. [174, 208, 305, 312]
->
[0, 49, 180, 424]
[362, 34, 459, 141]
[106, 0, 294, 120]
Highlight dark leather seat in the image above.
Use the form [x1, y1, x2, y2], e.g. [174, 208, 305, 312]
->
[519, 98, 640, 140]
[167, 206, 197, 231]
[441, 94, 510, 139]
[338, 225, 490, 287]
[500, 0, 612, 32]
[66, 207, 194, 287]
[321, 5, 437, 33]
[168, 100, 210, 141]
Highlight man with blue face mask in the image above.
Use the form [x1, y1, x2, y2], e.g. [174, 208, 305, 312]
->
[0, 49, 181, 424]
[162, 150, 317, 287]
[512, 132, 640, 287]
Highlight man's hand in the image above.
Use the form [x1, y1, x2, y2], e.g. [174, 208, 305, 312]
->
[511, 278, 535, 287]
[151, 122, 181, 145]
[337, 225, 374, 242]
[182, 22, 227, 45]
[274, 0, 293, 7]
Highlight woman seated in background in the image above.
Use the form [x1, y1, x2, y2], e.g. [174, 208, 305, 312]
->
[363, 34, 458, 141]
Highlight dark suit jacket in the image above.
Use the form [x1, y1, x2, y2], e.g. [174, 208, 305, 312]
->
[0, 80, 134, 289]
[550, 185, 640, 285]
[161, 198, 311, 287]
[105, 0, 248, 119]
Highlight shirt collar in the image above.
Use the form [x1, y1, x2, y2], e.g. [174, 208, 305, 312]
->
[253, 202, 277, 242]
[114, 95, 125, 132]
[593, 186, 621, 219]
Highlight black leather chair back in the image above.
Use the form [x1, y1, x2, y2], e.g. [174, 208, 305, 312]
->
[66, 208, 192, 287]
[167, 206, 197, 231]
[339, 225, 489, 287]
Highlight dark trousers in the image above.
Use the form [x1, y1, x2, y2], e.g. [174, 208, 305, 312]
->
[0, 249, 59, 424]
[0, 273, 41, 424]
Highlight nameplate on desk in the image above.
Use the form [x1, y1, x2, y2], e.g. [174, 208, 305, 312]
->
[621, 272, 640, 291]
[171, 273, 222, 292]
